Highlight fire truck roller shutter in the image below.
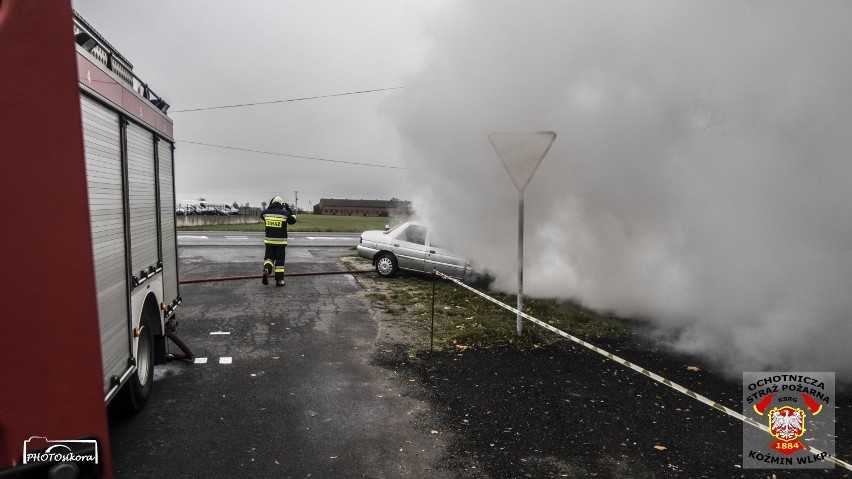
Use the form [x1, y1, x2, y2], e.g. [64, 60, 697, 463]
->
[126, 121, 159, 280]
[158, 139, 179, 307]
[81, 94, 131, 394]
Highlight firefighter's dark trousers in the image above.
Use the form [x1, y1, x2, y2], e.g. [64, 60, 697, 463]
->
[263, 244, 287, 281]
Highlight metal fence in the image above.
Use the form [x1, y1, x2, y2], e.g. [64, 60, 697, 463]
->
[176, 209, 261, 227]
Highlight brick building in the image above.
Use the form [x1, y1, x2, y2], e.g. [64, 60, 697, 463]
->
[314, 198, 412, 217]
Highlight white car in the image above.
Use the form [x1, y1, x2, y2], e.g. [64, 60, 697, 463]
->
[357, 221, 472, 279]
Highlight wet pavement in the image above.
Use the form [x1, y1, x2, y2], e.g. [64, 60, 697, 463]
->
[109, 245, 450, 478]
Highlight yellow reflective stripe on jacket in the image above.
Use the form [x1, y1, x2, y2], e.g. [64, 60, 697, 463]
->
[264, 239, 288, 245]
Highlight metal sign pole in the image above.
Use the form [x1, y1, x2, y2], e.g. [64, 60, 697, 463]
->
[517, 190, 524, 335]
[489, 131, 556, 337]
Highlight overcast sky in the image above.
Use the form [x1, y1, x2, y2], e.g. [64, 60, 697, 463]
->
[72, 1, 852, 381]
[72, 0, 449, 209]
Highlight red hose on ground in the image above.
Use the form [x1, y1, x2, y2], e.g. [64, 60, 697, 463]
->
[165, 326, 194, 360]
[179, 269, 374, 285]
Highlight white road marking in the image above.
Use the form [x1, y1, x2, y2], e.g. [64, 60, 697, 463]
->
[220, 357, 233, 364]
[225, 236, 249, 239]
[210, 331, 231, 335]
[306, 236, 357, 240]
[194, 357, 208, 364]
[177, 235, 208, 239]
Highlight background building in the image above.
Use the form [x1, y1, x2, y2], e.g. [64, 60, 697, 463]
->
[314, 198, 412, 217]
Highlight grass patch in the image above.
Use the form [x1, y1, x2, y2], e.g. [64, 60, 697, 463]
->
[177, 213, 409, 233]
[348, 256, 630, 354]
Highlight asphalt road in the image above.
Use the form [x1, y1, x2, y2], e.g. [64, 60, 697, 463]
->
[108, 244, 450, 478]
[177, 231, 360, 247]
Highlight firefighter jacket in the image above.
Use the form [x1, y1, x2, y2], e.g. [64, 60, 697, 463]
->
[261, 205, 297, 245]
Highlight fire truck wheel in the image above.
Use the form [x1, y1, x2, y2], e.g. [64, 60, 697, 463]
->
[115, 312, 155, 414]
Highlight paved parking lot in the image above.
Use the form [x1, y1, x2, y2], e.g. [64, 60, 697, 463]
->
[109, 245, 451, 478]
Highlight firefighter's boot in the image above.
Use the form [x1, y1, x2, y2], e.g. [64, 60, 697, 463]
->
[276, 280, 285, 287]
[262, 261, 274, 285]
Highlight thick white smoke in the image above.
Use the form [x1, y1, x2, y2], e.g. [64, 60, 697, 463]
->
[386, 1, 852, 380]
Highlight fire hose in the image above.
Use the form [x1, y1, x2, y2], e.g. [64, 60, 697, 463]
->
[178, 269, 374, 285]
[165, 324, 193, 361]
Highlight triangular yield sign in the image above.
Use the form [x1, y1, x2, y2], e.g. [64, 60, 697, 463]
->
[489, 131, 556, 192]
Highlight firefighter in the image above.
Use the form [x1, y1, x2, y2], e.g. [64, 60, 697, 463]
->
[261, 196, 297, 286]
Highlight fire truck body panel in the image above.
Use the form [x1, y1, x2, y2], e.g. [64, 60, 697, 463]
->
[75, 14, 180, 402]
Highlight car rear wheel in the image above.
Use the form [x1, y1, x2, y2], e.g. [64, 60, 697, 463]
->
[375, 253, 399, 277]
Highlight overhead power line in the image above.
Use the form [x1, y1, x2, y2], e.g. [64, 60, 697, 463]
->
[170, 87, 403, 113]
[178, 140, 407, 170]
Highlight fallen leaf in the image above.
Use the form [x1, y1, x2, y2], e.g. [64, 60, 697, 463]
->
[686, 366, 700, 372]
[654, 445, 667, 451]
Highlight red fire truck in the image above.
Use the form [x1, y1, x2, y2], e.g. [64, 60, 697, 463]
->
[72, 7, 182, 412]
[1, 2, 181, 477]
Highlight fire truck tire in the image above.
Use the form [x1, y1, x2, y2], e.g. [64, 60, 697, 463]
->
[115, 312, 155, 414]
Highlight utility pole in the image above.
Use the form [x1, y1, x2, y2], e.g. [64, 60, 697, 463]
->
[294, 190, 298, 211]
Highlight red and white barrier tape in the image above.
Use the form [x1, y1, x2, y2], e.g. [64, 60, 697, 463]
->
[434, 270, 850, 471]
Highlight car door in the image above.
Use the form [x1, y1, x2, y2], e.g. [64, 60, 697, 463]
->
[425, 231, 468, 278]
[391, 224, 428, 272]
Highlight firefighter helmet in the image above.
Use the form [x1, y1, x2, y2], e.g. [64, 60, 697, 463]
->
[271, 196, 284, 206]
